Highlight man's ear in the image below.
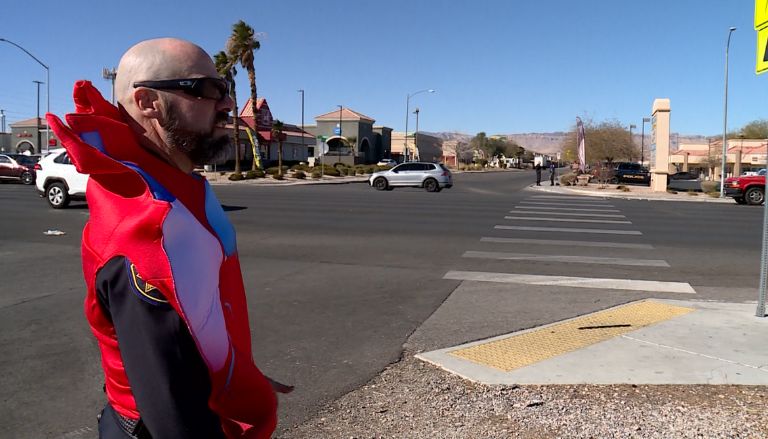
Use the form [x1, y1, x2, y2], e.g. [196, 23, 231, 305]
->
[134, 88, 163, 121]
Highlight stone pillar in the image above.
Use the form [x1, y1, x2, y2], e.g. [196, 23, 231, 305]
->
[650, 99, 671, 192]
[734, 150, 742, 176]
[683, 152, 689, 172]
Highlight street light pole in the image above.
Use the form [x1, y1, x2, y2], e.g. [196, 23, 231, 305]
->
[629, 124, 636, 162]
[641, 117, 650, 167]
[413, 108, 420, 161]
[102, 67, 117, 105]
[337, 105, 342, 165]
[33, 80, 43, 154]
[0, 38, 50, 153]
[720, 26, 737, 197]
[404, 89, 434, 162]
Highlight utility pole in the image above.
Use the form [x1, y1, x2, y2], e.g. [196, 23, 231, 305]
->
[33, 80, 43, 154]
[1, 109, 5, 133]
[413, 108, 420, 161]
[102, 67, 117, 105]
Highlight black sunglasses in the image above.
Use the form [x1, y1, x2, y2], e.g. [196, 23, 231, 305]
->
[132, 77, 229, 101]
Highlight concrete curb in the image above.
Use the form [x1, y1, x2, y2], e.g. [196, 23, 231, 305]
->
[529, 184, 733, 203]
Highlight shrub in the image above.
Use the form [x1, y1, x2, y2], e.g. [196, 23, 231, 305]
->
[620, 186, 631, 192]
[291, 164, 310, 172]
[707, 191, 721, 198]
[311, 170, 322, 179]
[686, 190, 699, 196]
[667, 189, 678, 194]
[228, 172, 244, 181]
[559, 173, 578, 186]
[245, 169, 265, 179]
[700, 181, 719, 193]
[272, 173, 284, 180]
[293, 170, 306, 179]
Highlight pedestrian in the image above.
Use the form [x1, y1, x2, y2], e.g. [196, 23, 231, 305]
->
[549, 162, 556, 186]
[535, 163, 542, 185]
[46, 38, 292, 439]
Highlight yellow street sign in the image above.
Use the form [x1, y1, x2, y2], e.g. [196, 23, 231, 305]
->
[757, 0, 768, 30]
[757, 26, 768, 74]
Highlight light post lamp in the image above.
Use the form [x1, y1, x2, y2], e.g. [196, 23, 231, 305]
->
[337, 105, 342, 165]
[720, 26, 737, 197]
[1, 38, 50, 153]
[413, 108, 420, 161]
[405, 89, 434, 162]
[629, 124, 636, 162]
[641, 117, 650, 167]
[102, 67, 117, 105]
[33, 80, 43, 154]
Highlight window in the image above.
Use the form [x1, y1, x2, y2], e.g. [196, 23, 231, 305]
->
[0, 156, 10, 164]
[54, 152, 71, 165]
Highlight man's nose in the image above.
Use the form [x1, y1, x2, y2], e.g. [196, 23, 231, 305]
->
[217, 94, 234, 114]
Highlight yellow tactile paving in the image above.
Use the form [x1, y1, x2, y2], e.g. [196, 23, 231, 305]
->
[449, 300, 694, 372]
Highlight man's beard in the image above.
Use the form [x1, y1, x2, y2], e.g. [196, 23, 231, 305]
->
[162, 107, 231, 165]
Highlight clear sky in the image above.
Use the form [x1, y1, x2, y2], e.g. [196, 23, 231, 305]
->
[1, 0, 764, 137]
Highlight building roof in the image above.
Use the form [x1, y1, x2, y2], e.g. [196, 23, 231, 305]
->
[10, 117, 48, 128]
[238, 98, 267, 118]
[315, 108, 375, 123]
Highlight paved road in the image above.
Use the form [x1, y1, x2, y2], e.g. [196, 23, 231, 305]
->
[0, 170, 763, 438]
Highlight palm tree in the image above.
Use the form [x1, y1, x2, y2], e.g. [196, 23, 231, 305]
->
[227, 20, 261, 171]
[271, 120, 285, 176]
[213, 51, 241, 173]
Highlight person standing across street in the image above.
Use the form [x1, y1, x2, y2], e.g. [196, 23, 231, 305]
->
[46, 38, 292, 439]
[535, 163, 542, 186]
[549, 162, 556, 186]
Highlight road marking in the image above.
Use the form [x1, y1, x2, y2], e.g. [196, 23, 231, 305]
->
[480, 237, 654, 249]
[495, 225, 642, 235]
[530, 195, 609, 201]
[515, 206, 621, 213]
[510, 210, 626, 218]
[462, 251, 669, 267]
[446, 300, 694, 371]
[443, 271, 697, 294]
[521, 201, 614, 208]
[504, 216, 632, 225]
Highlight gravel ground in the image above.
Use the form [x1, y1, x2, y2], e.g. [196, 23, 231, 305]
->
[280, 353, 768, 439]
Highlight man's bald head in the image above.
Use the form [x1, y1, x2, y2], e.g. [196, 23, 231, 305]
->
[115, 38, 218, 109]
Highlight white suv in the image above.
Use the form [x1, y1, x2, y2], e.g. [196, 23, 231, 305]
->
[35, 149, 89, 208]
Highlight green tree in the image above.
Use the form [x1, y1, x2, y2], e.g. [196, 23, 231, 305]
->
[271, 120, 285, 176]
[561, 118, 638, 165]
[227, 20, 262, 171]
[213, 51, 240, 173]
[470, 132, 488, 160]
[732, 119, 768, 139]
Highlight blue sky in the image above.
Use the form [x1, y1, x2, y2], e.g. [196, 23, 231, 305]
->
[1, 0, 764, 136]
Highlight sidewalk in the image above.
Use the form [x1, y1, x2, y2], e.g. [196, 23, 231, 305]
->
[531, 182, 733, 203]
[200, 171, 369, 186]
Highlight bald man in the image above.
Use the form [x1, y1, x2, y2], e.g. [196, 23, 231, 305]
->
[46, 38, 290, 439]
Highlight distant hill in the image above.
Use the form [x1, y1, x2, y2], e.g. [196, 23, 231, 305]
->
[424, 131, 710, 154]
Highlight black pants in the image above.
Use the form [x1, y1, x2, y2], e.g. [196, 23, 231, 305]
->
[98, 405, 150, 439]
[535, 170, 541, 185]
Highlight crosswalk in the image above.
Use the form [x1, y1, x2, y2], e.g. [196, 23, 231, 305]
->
[443, 194, 698, 295]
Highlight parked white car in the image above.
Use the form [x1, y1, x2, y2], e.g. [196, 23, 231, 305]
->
[35, 149, 89, 208]
[376, 158, 397, 167]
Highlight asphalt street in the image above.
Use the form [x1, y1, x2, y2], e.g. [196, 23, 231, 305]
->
[0, 170, 764, 438]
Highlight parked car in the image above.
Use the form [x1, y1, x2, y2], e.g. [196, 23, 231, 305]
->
[0, 153, 36, 185]
[611, 162, 650, 185]
[34, 149, 89, 208]
[724, 173, 765, 205]
[667, 171, 702, 192]
[369, 161, 452, 192]
[376, 158, 397, 167]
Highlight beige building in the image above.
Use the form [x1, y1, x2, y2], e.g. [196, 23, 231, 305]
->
[390, 131, 444, 163]
[671, 139, 768, 179]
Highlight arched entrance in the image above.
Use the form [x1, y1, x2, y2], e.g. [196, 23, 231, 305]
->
[359, 138, 371, 163]
[15, 141, 35, 154]
[325, 136, 350, 165]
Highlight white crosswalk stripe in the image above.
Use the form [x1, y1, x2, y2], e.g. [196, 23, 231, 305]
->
[479, 237, 654, 249]
[443, 271, 697, 294]
[495, 225, 642, 235]
[520, 201, 614, 208]
[509, 210, 626, 218]
[503, 216, 632, 225]
[462, 251, 669, 267]
[515, 206, 620, 212]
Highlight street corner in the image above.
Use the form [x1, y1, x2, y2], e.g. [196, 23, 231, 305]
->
[416, 299, 768, 386]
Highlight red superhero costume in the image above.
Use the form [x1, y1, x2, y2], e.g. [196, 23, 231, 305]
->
[46, 81, 277, 438]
